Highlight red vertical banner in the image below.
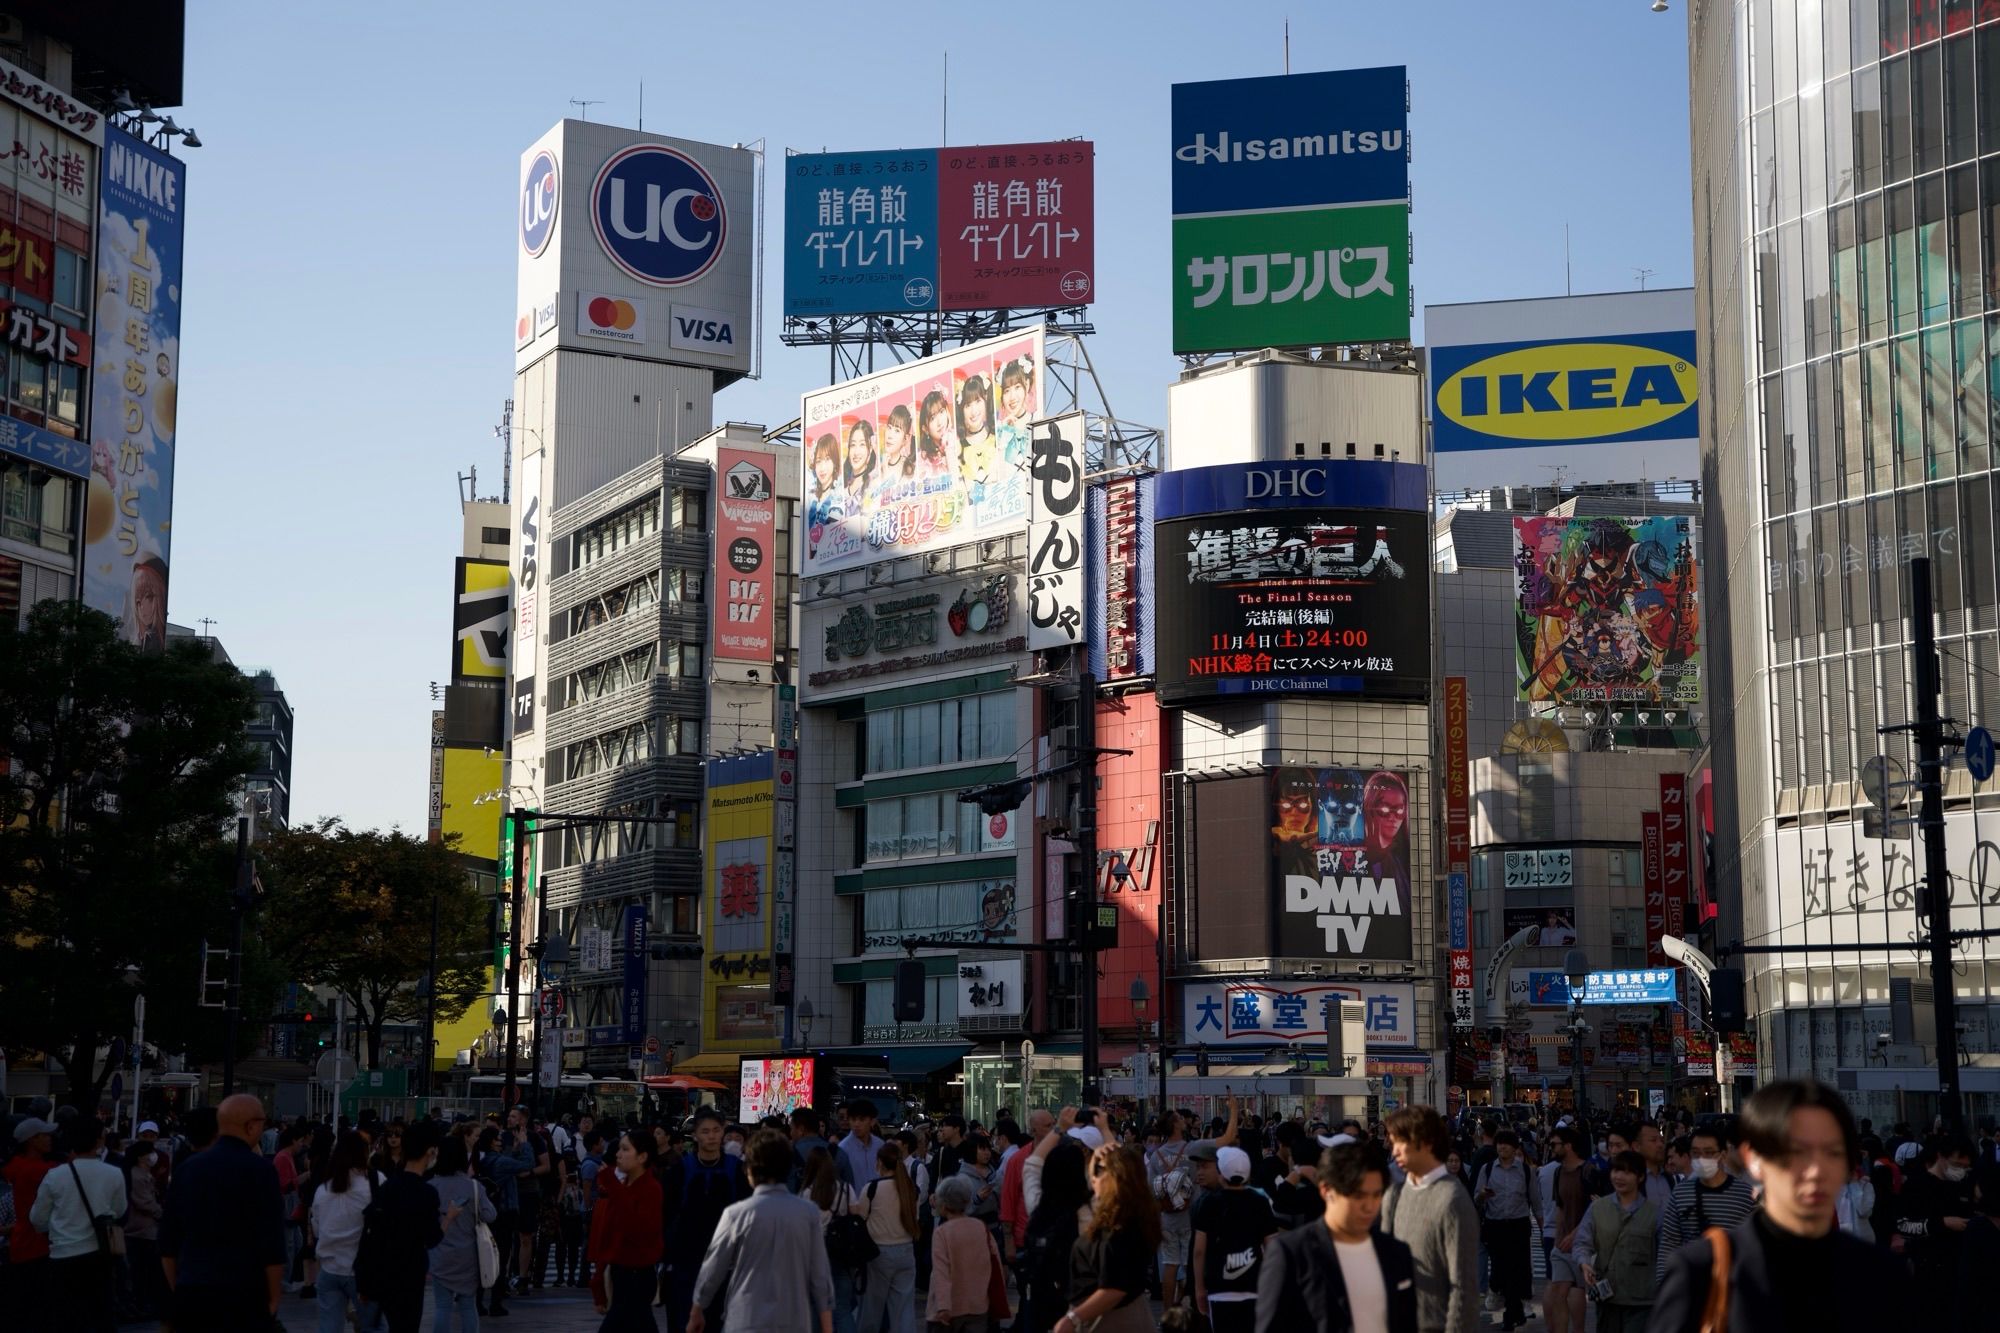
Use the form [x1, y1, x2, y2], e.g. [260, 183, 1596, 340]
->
[1658, 774, 1689, 946]
[1443, 677, 1473, 1029]
[1642, 810, 1666, 965]
[712, 446, 776, 664]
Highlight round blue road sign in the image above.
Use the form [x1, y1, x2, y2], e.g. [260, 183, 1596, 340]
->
[1968, 727, 1996, 783]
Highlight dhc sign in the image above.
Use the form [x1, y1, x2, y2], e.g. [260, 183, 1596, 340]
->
[1429, 330, 1699, 454]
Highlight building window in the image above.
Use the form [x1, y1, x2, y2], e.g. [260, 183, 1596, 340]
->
[1606, 849, 1642, 887]
[860, 975, 958, 1039]
[1608, 907, 1646, 967]
[481, 525, 509, 545]
[0, 458, 76, 555]
[671, 894, 698, 935]
[569, 570, 660, 636]
[555, 643, 656, 712]
[1474, 909, 1489, 950]
[864, 691, 1016, 775]
[1516, 759, 1556, 840]
[674, 487, 707, 533]
[574, 495, 660, 570]
[863, 794, 1015, 863]
[858, 879, 1018, 954]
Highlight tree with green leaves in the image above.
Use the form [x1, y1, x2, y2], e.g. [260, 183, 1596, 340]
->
[0, 601, 264, 1109]
[258, 821, 490, 1070]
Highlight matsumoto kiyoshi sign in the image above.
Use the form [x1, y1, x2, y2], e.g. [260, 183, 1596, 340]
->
[1171, 66, 1410, 355]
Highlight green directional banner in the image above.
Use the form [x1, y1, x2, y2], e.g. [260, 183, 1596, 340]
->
[1171, 203, 1410, 355]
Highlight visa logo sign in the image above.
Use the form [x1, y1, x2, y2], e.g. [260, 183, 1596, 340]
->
[1432, 336, 1698, 445]
[669, 302, 737, 355]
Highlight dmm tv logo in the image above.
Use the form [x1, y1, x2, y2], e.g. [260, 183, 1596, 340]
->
[521, 149, 559, 257]
[592, 144, 726, 288]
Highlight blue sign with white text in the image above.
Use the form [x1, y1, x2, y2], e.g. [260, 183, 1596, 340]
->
[1580, 968, 1679, 1006]
[784, 149, 939, 315]
[621, 904, 648, 1042]
[1171, 66, 1410, 214]
[1153, 459, 1427, 521]
[0, 412, 88, 477]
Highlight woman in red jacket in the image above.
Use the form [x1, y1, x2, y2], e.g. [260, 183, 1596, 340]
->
[589, 1131, 666, 1331]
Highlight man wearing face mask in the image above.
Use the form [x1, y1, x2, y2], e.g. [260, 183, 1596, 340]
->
[1653, 1126, 1756, 1284]
[1895, 1133, 1976, 1329]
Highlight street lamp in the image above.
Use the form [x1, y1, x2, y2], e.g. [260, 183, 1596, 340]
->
[1130, 978, 1151, 1124]
[797, 996, 817, 1050]
[1564, 948, 1591, 1122]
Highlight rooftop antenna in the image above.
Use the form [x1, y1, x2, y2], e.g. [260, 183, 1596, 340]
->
[570, 98, 602, 122]
[495, 398, 514, 504]
[198, 617, 218, 641]
[1284, 18, 1291, 74]
[1565, 223, 1572, 296]
[1634, 266, 1656, 290]
[941, 51, 948, 143]
[638, 81, 644, 131]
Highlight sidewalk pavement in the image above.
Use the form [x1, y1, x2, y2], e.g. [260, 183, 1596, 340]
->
[129, 1283, 611, 1332]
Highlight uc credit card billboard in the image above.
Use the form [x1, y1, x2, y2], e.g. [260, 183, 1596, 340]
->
[1425, 289, 1699, 491]
[1171, 66, 1409, 354]
[784, 142, 1094, 315]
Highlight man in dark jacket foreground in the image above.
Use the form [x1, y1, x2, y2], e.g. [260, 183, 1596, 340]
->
[1256, 1141, 1417, 1333]
[1651, 1079, 1911, 1333]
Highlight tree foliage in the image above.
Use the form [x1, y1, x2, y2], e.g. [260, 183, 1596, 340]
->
[258, 820, 490, 1068]
[0, 601, 262, 1107]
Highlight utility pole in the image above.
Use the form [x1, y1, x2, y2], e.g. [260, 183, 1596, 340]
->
[1908, 557, 1965, 1134]
[222, 815, 250, 1096]
[423, 891, 440, 1102]
[503, 809, 528, 1109]
[1077, 672, 1101, 1104]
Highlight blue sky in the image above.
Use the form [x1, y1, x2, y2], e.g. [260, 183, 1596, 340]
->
[167, 1, 1692, 833]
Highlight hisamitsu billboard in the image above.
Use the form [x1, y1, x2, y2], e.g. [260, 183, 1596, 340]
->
[1171, 67, 1410, 355]
[785, 142, 1094, 315]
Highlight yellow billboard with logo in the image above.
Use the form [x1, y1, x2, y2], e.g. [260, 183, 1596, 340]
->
[440, 747, 503, 860]
[1426, 290, 1699, 492]
[703, 752, 778, 1051]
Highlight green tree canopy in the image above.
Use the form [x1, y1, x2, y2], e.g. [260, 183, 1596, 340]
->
[258, 821, 490, 1069]
[0, 601, 262, 1107]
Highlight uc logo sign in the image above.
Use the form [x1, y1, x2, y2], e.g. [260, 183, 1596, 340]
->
[1435, 341, 1697, 442]
[592, 144, 726, 288]
[521, 150, 559, 257]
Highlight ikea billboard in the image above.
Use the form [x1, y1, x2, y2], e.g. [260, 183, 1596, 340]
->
[1426, 289, 1698, 492]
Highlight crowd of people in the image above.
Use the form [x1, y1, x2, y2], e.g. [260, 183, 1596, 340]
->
[0, 1078, 1995, 1331]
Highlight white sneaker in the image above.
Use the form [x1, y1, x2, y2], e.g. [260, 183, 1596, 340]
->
[1484, 1292, 1503, 1312]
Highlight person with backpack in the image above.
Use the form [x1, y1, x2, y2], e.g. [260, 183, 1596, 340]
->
[1022, 1113, 1094, 1333]
[662, 1106, 750, 1333]
[1192, 1146, 1278, 1333]
[1147, 1110, 1195, 1311]
[590, 1131, 666, 1331]
[807, 1146, 863, 1333]
[358, 1119, 451, 1333]
[428, 1133, 494, 1332]
[851, 1141, 922, 1333]
[1472, 1129, 1538, 1331]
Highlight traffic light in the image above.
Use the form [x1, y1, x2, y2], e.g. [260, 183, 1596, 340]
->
[894, 959, 927, 1022]
[302, 1012, 314, 1024]
[1196, 1043, 1211, 1078]
[963, 778, 1035, 818]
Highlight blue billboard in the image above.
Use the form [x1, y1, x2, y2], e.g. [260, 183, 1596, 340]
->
[1580, 967, 1679, 1006]
[1428, 330, 1700, 456]
[621, 904, 648, 1042]
[1171, 66, 1410, 214]
[784, 149, 938, 315]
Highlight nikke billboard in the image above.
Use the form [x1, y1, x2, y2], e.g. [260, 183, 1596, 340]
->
[784, 142, 1094, 315]
[802, 328, 1043, 574]
[1171, 67, 1409, 355]
[1425, 289, 1698, 491]
[1152, 460, 1429, 704]
[713, 447, 776, 665]
[1273, 766, 1413, 962]
[83, 126, 185, 647]
[516, 121, 757, 379]
[1513, 515, 1700, 705]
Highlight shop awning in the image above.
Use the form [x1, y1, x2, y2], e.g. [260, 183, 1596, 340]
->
[885, 1044, 974, 1077]
[672, 1053, 743, 1078]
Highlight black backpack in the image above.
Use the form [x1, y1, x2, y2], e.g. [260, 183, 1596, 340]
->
[1025, 1205, 1081, 1333]
[825, 1181, 880, 1271]
[352, 1194, 394, 1299]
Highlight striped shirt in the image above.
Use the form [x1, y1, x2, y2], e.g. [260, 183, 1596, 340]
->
[1654, 1172, 1758, 1280]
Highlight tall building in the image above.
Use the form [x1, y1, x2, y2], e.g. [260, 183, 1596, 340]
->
[166, 623, 294, 834]
[1692, 5, 2000, 1120]
[0, 5, 187, 637]
[507, 115, 769, 1081]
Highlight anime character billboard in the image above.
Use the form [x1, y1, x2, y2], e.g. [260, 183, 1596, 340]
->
[1513, 515, 1700, 705]
[1271, 766, 1412, 961]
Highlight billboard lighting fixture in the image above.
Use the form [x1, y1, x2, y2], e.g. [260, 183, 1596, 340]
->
[1652, 0, 1669, 10]
[180, 129, 202, 149]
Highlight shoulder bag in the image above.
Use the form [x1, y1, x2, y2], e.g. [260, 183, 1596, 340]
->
[67, 1161, 126, 1259]
[1698, 1225, 1731, 1333]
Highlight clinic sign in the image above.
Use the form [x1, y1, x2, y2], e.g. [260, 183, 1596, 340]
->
[1182, 980, 1417, 1049]
[1170, 66, 1410, 354]
[516, 121, 756, 378]
[784, 141, 1094, 315]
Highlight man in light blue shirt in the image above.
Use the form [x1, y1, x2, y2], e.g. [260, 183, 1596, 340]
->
[690, 1129, 833, 1333]
[835, 1097, 885, 1193]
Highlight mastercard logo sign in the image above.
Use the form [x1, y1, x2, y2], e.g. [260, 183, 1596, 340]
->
[588, 297, 638, 330]
[576, 291, 646, 343]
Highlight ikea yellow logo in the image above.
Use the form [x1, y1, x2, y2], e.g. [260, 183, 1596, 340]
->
[1435, 340, 1698, 443]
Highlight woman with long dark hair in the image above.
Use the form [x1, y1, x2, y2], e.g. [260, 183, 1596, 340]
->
[1023, 1113, 1095, 1333]
[429, 1133, 495, 1332]
[310, 1130, 380, 1333]
[804, 1146, 859, 1333]
[587, 1130, 665, 1331]
[852, 1140, 920, 1333]
[1059, 1145, 1161, 1333]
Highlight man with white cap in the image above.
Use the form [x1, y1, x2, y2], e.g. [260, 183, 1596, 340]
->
[6, 1115, 60, 1325]
[1192, 1145, 1278, 1333]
